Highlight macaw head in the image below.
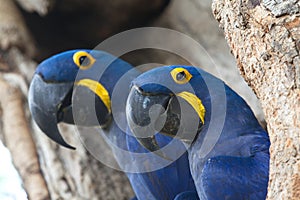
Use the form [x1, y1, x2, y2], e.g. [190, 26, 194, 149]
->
[126, 65, 214, 154]
[29, 49, 135, 149]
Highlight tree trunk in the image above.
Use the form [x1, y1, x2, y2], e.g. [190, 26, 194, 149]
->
[0, 65, 49, 200]
[212, 0, 300, 199]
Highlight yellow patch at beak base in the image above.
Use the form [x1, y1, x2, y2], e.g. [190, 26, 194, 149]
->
[176, 91, 205, 124]
[75, 79, 111, 113]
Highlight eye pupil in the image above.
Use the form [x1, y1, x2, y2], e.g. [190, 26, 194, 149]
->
[79, 56, 90, 66]
[176, 71, 186, 81]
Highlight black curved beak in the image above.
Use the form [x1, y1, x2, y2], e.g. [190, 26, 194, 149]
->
[28, 74, 76, 149]
[126, 86, 203, 158]
[126, 86, 172, 160]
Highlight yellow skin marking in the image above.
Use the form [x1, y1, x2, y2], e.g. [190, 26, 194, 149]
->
[75, 79, 111, 113]
[176, 91, 206, 124]
[170, 67, 193, 84]
[73, 51, 96, 70]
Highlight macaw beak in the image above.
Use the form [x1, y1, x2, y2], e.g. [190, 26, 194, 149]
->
[28, 74, 76, 149]
[126, 86, 203, 158]
[126, 86, 173, 160]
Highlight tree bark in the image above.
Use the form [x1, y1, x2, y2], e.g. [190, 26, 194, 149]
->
[212, 0, 300, 199]
[0, 72, 49, 200]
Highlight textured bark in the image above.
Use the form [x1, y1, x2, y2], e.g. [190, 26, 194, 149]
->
[0, 73, 49, 200]
[31, 123, 134, 200]
[0, 1, 48, 198]
[212, 0, 300, 199]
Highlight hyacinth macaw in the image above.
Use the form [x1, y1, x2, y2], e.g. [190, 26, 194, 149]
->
[28, 50, 199, 200]
[126, 65, 270, 199]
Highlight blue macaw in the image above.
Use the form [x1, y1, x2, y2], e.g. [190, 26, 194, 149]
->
[28, 50, 199, 200]
[126, 65, 270, 199]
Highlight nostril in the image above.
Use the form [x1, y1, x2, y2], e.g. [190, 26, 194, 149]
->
[37, 72, 45, 80]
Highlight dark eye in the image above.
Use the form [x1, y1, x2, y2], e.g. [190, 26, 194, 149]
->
[176, 71, 186, 81]
[79, 56, 90, 67]
[73, 51, 96, 69]
[170, 67, 192, 84]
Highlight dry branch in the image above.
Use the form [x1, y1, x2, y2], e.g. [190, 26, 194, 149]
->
[0, 76, 49, 200]
[31, 123, 134, 200]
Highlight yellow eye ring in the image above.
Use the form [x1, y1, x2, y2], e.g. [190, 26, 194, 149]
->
[73, 51, 96, 70]
[170, 68, 192, 84]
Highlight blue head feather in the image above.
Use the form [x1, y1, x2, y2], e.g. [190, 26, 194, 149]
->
[35, 49, 135, 96]
[36, 49, 88, 82]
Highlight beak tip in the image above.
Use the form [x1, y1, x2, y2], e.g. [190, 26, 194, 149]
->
[65, 146, 76, 150]
[36, 122, 77, 150]
[135, 136, 173, 161]
[60, 141, 76, 150]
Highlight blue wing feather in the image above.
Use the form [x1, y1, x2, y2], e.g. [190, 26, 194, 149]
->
[201, 152, 269, 200]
